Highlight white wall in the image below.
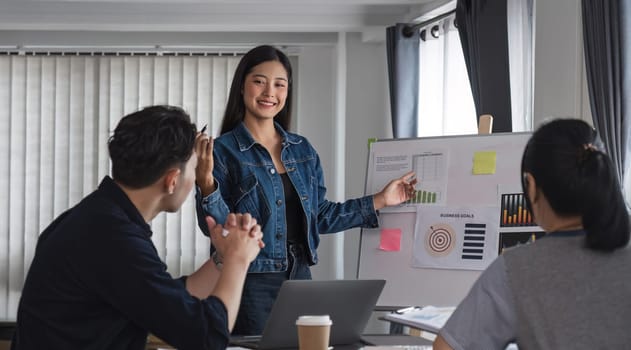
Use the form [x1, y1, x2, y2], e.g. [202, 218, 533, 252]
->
[343, 33, 392, 279]
[533, 0, 591, 127]
[293, 45, 342, 281]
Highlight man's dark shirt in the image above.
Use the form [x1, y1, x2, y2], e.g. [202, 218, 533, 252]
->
[12, 176, 229, 350]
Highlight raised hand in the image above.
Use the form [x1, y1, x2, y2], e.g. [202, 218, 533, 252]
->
[195, 129, 215, 196]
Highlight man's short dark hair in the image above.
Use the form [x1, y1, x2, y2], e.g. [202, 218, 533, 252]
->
[108, 105, 196, 188]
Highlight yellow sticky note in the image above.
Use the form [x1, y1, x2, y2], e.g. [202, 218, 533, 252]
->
[473, 151, 497, 174]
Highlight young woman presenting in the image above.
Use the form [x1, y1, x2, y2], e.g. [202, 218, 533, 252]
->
[195, 45, 417, 335]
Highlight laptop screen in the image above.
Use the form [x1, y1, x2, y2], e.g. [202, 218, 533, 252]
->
[235, 279, 385, 349]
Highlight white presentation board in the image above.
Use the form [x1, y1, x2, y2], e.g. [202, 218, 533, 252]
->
[357, 132, 541, 307]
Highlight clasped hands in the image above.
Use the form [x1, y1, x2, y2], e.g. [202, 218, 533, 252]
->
[206, 213, 265, 268]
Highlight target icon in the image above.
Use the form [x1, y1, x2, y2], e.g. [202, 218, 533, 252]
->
[425, 223, 456, 256]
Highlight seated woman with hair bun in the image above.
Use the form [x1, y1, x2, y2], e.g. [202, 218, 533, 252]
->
[433, 118, 631, 350]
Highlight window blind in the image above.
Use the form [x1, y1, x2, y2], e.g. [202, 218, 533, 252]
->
[0, 53, 241, 320]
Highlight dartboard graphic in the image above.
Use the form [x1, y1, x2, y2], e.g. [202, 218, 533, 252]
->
[425, 223, 456, 257]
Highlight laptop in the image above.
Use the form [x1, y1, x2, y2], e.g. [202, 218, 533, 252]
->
[230, 279, 386, 349]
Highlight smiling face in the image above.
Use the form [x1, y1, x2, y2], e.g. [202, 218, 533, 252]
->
[242, 60, 289, 123]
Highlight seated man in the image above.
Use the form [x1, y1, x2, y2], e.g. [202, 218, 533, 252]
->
[11, 105, 264, 350]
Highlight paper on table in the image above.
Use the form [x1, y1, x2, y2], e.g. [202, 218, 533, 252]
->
[383, 306, 455, 334]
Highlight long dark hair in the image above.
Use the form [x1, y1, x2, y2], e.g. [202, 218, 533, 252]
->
[521, 118, 630, 251]
[220, 45, 293, 135]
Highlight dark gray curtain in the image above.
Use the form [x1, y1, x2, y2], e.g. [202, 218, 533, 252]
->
[386, 23, 419, 138]
[456, 0, 513, 132]
[582, 0, 631, 184]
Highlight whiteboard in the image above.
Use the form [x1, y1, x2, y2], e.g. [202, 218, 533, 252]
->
[357, 132, 537, 307]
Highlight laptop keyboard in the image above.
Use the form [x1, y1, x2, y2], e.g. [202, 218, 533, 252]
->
[229, 335, 262, 349]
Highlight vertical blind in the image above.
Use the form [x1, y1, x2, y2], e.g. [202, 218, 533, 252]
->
[0, 53, 241, 320]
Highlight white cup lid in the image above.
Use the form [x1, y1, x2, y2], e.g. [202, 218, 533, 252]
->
[295, 315, 332, 326]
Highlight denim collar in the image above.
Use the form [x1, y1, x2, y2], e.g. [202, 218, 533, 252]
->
[233, 121, 302, 152]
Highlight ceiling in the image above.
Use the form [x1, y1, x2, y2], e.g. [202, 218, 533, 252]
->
[0, 0, 443, 33]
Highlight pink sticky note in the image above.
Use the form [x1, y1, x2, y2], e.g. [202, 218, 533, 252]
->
[378, 228, 402, 251]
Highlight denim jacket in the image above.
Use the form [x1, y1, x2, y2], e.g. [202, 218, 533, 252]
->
[195, 122, 379, 273]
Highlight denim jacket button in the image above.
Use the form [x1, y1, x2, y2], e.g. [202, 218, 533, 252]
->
[270, 168, 276, 174]
[275, 263, 282, 268]
[276, 199, 282, 206]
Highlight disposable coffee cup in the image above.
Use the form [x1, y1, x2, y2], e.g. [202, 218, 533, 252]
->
[295, 315, 332, 350]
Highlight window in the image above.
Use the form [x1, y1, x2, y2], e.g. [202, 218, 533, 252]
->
[417, 16, 478, 137]
[416, 0, 533, 136]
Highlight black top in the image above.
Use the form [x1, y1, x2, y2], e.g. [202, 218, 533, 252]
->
[12, 176, 229, 350]
[280, 172, 306, 245]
